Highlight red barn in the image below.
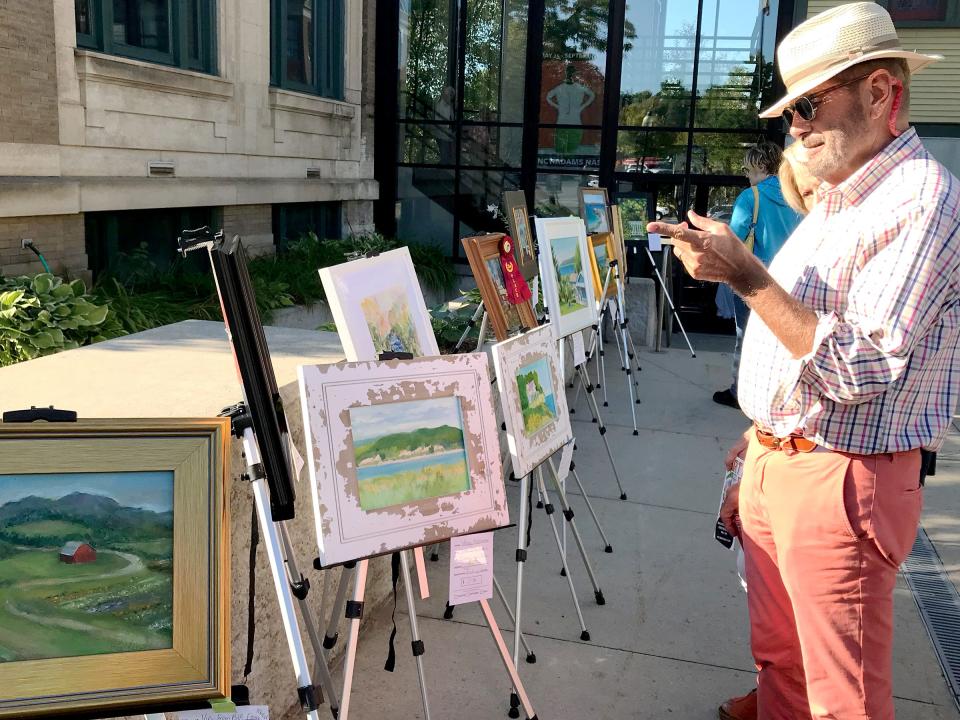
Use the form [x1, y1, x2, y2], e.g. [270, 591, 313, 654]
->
[59, 541, 96, 564]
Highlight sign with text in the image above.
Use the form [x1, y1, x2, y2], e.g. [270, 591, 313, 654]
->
[448, 532, 494, 606]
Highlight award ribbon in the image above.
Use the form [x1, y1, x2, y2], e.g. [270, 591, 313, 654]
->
[498, 235, 531, 304]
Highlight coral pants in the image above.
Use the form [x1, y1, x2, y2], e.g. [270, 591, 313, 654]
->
[739, 434, 923, 719]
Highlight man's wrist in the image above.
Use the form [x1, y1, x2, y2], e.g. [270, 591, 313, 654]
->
[731, 259, 772, 299]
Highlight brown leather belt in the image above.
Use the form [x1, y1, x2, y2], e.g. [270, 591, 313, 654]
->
[754, 426, 818, 453]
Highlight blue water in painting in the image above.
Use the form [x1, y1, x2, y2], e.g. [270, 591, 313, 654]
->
[356, 449, 468, 481]
[543, 394, 557, 415]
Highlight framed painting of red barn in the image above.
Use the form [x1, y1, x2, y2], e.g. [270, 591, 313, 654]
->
[0, 418, 231, 718]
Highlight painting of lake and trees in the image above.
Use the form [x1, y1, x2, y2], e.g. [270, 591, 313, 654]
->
[350, 397, 472, 511]
[515, 356, 559, 436]
[0, 471, 174, 662]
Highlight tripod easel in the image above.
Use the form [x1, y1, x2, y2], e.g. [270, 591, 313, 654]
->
[178, 228, 340, 720]
[647, 240, 696, 358]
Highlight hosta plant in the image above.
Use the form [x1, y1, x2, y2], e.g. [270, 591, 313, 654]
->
[0, 274, 121, 367]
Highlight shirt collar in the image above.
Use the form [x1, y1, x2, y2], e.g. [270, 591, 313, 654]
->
[815, 128, 922, 208]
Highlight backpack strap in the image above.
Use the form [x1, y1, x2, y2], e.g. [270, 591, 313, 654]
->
[744, 185, 760, 254]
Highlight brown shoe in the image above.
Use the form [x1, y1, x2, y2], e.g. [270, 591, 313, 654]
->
[718, 688, 757, 720]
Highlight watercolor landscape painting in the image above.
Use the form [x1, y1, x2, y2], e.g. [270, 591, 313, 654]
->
[0, 471, 174, 663]
[513, 207, 534, 263]
[484, 257, 522, 329]
[583, 194, 610, 234]
[551, 235, 589, 316]
[350, 397, 471, 511]
[515, 356, 558, 436]
[360, 285, 423, 357]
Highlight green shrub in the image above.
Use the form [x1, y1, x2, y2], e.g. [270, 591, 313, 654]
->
[0, 274, 122, 367]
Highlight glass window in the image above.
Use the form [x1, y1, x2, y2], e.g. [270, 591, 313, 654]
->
[457, 170, 521, 239]
[691, 131, 769, 175]
[113, 0, 171, 53]
[695, 0, 779, 129]
[534, 172, 592, 217]
[460, 124, 522, 167]
[76, 0, 216, 73]
[620, 0, 697, 128]
[272, 202, 342, 250]
[616, 129, 686, 174]
[538, 126, 601, 170]
[76, 0, 93, 36]
[271, 0, 344, 99]
[399, 0, 456, 120]
[84, 206, 215, 280]
[399, 122, 456, 165]
[284, 0, 314, 86]
[397, 166, 456, 253]
[541, 2, 608, 116]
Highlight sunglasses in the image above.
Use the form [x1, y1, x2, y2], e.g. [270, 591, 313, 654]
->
[781, 74, 871, 132]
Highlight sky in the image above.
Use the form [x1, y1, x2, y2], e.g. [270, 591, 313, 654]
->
[0, 471, 174, 513]
[350, 397, 464, 443]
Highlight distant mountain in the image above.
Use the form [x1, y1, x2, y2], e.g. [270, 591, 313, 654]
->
[0, 492, 172, 546]
[354, 425, 465, 465]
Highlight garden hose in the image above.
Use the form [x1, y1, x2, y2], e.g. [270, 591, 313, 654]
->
[23, 240, 52, 273]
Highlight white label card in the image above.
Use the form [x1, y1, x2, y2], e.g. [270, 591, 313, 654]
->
[571, 332, 586, 367]
[448, 532, 494, 606]
[178, 707, 270, 720]
[648, 232, 662, 252]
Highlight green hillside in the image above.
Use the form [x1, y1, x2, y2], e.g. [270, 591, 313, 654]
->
[354, 425, 465, 464]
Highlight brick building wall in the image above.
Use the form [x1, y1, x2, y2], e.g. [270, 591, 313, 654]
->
[0, 0, 59, 144]
[0, 215, 87, 280]
[222, 204, 273, 256]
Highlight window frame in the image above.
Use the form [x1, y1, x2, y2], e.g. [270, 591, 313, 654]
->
[270, 0, 345, 100]
[75, 0, 219, 75]
[876, 0, 960, 28]
[271, 201, 343, 251]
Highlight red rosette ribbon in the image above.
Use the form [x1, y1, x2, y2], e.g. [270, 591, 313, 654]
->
[498, 235, 532, 304]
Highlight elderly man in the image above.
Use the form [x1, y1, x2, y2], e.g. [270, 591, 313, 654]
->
[649, 4, 958, 719]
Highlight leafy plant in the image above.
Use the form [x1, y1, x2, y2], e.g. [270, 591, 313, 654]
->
[0, 274, 122, 367]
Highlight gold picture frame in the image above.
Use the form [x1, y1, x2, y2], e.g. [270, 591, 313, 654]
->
[461, 233, 539, 343]
[0, 418, 231, 718]
[610, 205, 628, 275]
[587, 233, 618, 301]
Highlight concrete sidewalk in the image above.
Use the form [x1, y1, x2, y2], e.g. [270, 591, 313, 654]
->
[345, 335, 960, 720]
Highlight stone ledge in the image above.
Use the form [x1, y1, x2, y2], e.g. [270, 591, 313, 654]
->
[75, 49, 235, 101]
[269, 88, 357, 120]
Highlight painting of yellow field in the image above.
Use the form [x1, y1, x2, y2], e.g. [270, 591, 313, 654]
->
[360, 285, 423, 357]
[0, 471, 173, 662]
[350, 397, 471, 511]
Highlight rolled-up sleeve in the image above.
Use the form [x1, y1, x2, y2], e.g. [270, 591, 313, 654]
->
[796, 204, 959, 404]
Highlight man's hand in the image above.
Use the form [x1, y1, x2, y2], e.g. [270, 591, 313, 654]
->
[725, 429, 751, 470]
[719, 481, 742, 539]
[647, 210, 767, 295]
[648, 211, 818, 359]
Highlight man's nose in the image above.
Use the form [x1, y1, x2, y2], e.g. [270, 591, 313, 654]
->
[788, 112, 812, 140]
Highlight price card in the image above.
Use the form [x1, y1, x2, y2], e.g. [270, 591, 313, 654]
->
[571, 332, 586, 367]
[648, 232, 662, 252]
[448, 532, 494, 606]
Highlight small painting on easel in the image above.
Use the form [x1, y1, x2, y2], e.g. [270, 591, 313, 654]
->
[350, 397, 471, 511]
[492, 324, 572, 478]
[299, 353, 509, 566]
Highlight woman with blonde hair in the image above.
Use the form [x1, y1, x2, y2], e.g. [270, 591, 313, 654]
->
[779, 142, 820, 214]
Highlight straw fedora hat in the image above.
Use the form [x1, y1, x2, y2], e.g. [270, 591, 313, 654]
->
[759, 2, 942, 119]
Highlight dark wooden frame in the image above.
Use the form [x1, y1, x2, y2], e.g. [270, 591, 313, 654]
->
[461, 233, 538, 342]
[578, 187, 612, 235]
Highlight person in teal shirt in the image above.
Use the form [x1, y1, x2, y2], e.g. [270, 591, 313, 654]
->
[714, 142, 803, 408]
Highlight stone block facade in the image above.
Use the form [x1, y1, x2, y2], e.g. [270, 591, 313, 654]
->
[0, 214, 87, 280]
[223, 204, 273, 256]
[0, 0, 59, 144]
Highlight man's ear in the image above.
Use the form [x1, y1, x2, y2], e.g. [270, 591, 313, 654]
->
[867, 71, 896, 122]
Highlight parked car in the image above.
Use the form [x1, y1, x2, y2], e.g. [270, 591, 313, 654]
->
[707, 204, 734, 223]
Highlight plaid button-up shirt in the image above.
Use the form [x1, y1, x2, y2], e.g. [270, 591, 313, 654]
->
[738, 129, 960, 454]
